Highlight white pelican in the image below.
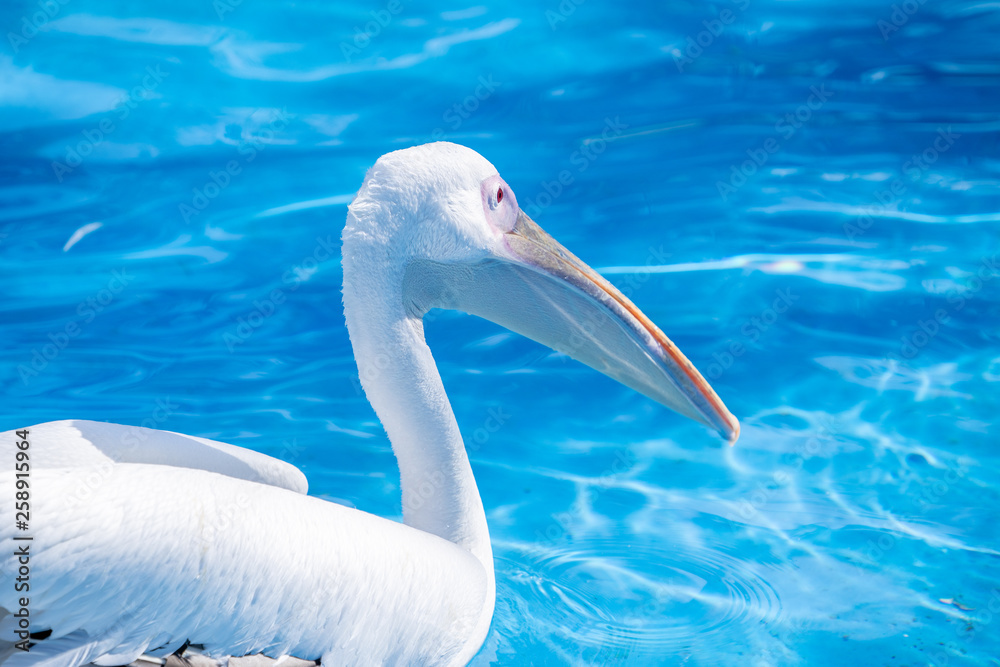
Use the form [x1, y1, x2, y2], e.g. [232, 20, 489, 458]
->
[0, 142, 738, 667]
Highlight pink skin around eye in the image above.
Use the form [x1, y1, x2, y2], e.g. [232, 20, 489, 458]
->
[480, 174, 518, 233]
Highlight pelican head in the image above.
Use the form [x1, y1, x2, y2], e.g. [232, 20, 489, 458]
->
[343, 141, 739, 443]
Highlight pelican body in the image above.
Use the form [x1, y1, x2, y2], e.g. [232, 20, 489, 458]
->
[0, 143, 737, 666]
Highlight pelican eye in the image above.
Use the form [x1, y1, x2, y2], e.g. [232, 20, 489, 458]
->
[496, 188, 503, 204]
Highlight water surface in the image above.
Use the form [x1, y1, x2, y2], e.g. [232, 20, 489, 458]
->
[1, 0, 999, 664]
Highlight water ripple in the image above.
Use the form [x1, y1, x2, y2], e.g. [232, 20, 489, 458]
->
[496, 538, 782, 660]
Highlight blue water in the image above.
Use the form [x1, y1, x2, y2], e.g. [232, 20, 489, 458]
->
[2, 0, 999, 664]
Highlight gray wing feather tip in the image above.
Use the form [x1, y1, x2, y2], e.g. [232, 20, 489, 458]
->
[86, 652, 319, 667]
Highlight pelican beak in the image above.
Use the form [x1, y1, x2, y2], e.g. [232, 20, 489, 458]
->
[404, 210, 740, 443]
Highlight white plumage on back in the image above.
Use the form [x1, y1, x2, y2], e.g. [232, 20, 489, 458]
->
[7, 420, 308, 494]
[0, 422, 489, 666]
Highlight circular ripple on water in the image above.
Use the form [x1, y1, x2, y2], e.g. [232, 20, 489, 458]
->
[496, 538, 783, 660]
